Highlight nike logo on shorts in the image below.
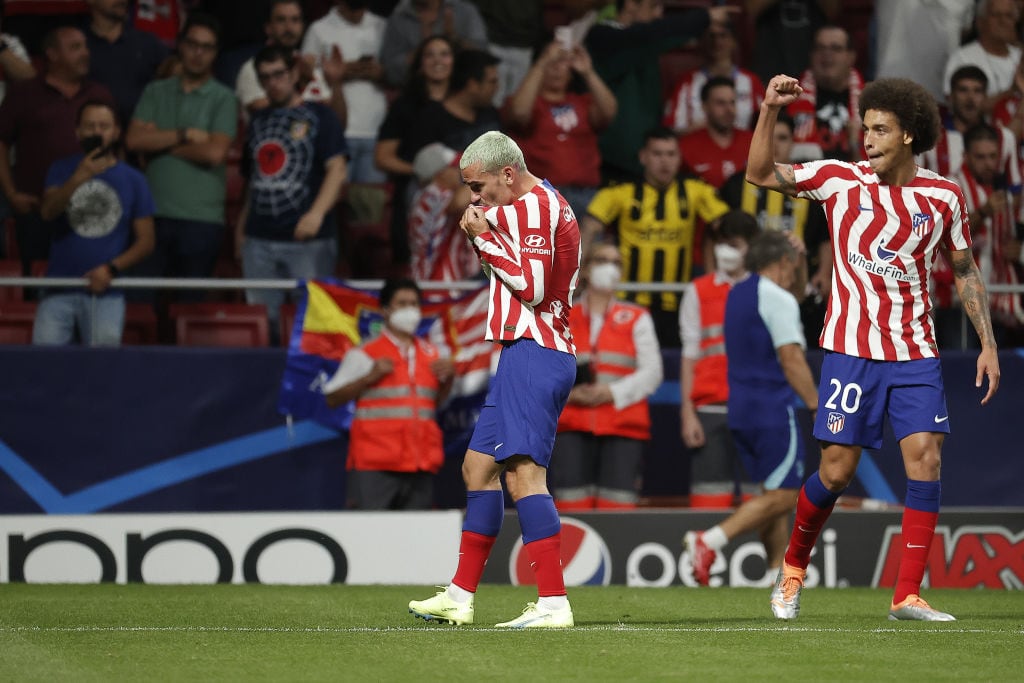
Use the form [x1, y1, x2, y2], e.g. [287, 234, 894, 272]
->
[934, 415, 949, 423]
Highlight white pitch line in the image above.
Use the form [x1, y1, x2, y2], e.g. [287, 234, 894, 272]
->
[0, 625, 1019, 635]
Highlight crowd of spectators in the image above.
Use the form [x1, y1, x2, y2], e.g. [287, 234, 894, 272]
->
[0, 0, 1022, 353]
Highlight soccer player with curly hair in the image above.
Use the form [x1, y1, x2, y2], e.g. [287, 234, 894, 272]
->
[746, 75, 1001, 621]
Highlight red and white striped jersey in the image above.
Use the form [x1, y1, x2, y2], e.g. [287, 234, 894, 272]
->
[793, 160, 972, 360]
[474, 180, 581, 354]
[919, 123, 1021, 189]
[949, 165, 1024, 325]
[663, 67, 764, 132]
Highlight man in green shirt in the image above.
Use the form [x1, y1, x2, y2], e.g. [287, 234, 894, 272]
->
[125, 12, 238, 296]
[585, 1, 733, 182]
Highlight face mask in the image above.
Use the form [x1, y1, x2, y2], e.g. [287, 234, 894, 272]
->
[714, 243, 745, 274]
[388, 306, 422, 335]
[589, 262, 622, 291]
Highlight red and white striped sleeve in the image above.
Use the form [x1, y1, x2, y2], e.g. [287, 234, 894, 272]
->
[475, 191, 555, 307]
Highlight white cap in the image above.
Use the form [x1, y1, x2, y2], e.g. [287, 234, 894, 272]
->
[412, 143, 458, 185]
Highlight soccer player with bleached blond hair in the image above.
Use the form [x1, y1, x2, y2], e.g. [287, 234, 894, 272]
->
[747, 75, 1001, 621]
[409, 131, 582, 628]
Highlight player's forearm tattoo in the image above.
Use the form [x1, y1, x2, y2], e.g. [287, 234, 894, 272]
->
[773, 164, 797, 193]
[951, 250, 997, 348]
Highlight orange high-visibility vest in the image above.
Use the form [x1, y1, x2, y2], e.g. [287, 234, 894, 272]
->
[558, 300, 651, 440]
[347, 334, 445, 473]
[690, 274, 730, 406]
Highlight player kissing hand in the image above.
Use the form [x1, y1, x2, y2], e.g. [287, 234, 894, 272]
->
[459, 205, 489, 239]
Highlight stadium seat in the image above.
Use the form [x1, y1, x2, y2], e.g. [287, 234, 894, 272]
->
[122, 303, 159, 345]
[0, 259, 23, 302]
[339, 182, 395, 278]
[169, 302, 270, 347]
[279, 302, 297, 347]
[0, 300, 37, 344]
[3, 217, 17, 261]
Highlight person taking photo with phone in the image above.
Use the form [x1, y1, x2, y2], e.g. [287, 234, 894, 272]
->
[34, 100, 155, 346]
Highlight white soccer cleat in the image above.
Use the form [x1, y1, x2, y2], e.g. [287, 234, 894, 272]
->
[769, 563, 805, 620]
[888, 594, 956, 622]
[494, 601, 574, 629]
[408, 589, 474, 625]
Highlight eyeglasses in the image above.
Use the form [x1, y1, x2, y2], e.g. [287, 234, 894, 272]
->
[813, 43, 848, 52]
[591, 257, 623, 266]
[257, 67, 291, 83]
[181, 38, 217, 53]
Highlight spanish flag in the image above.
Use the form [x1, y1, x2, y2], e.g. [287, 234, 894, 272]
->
[277, 279, 492, 435]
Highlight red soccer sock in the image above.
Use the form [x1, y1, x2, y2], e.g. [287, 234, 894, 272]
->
[894, 507, 939, 604]
[451, 530, 497, 593]
[524, 533, 566, 597]
[784, 486, 837, 569]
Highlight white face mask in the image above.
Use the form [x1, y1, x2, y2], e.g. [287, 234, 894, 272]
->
[714, 243, 745, 275]
[388, 306, 422, 335]
[589, 262, 622, 291]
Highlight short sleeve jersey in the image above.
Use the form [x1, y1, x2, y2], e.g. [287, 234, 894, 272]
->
[792, 159, 971, 360]
[725, 273, 804, 428]
[587, 177, 729, 311]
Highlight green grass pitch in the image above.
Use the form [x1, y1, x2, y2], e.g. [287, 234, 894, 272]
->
[2, 584, 1022, 682]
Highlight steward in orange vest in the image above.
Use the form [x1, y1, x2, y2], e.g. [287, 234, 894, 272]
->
[551, 244, 663, 511]
[558, 298, 654, 440]
[324, 278, 454, 510]
[347, 332, 446, 473]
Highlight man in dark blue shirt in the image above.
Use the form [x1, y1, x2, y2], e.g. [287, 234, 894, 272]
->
[35, 100, 155, 345]
[239, 46, 347, 343]
[84, 0, 169, 129]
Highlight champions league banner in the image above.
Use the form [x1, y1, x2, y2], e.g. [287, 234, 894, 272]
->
[0, 348, 1023, 513]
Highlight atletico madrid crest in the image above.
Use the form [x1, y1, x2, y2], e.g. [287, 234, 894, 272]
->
[911, 212, 932, 238]
[827, 412, 846, 434]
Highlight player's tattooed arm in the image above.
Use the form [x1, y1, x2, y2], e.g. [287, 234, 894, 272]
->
[772, 163, 798, 195]
[948, 248, 997, 349]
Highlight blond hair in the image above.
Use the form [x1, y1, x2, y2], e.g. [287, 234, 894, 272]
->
[459, 131, 526, 174]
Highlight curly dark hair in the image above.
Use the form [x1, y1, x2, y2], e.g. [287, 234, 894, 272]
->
[858, 78, 941, 155]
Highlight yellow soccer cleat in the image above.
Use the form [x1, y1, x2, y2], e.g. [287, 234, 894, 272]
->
[408, 589, 474, 625]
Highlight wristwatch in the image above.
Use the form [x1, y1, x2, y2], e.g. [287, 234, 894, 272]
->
[106, 261, 120, 277]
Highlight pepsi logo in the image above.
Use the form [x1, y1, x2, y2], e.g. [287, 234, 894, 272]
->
[524, 234, 547, 248]
[508, 517, 612, 586]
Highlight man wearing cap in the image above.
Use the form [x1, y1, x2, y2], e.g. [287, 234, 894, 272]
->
[408, 142, 477, 293]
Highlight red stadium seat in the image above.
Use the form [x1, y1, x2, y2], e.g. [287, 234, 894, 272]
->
[122, 303, 159, 345]
[0, 259, 23, 302]
[0, 300, 37, 344]
[3, 217, 17, 261]
[169, 302, 270, 347]
[279, 302, 297, 347]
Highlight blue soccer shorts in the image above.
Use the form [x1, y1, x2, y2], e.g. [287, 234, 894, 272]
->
[468, 338, 576, 467]
[812, 351, 950, 449]
[731, 405, 806, 490]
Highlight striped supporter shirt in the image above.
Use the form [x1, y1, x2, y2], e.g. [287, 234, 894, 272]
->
[793, 160, 972, 361]
[473, 180, 581, 354]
